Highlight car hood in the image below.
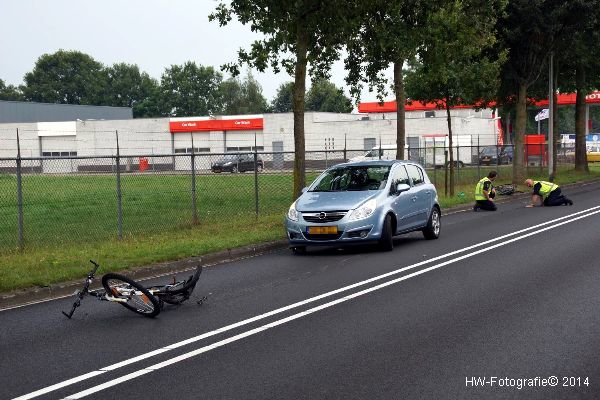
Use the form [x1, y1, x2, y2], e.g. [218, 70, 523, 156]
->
[296, 191, 377, 212]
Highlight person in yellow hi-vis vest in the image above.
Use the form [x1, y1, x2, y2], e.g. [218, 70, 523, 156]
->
[524, 179, 573, 207]
[474, 171, 497, 211]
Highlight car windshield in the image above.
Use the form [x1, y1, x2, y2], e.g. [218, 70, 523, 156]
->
[365, 149, 383, 157]
[309, 165, 391, 192]
[220, 154, 238, 161]
[480, 147, 497, 156]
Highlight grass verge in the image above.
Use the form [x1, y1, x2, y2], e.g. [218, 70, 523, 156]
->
[1, 164, 599, 293]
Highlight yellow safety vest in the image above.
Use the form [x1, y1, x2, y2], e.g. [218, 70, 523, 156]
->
[475, 177, 492, 200]
[533, 180, 558, 199]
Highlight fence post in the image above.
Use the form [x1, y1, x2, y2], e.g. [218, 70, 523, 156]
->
[191, 133, 198, 225]
[254, 150, 259, 218]
[379, 134, 382, 160]
[444, 150, 448, 197]
[477, 136, 480, 180]
[343, 133, 347, 162]
[433, 145, 437, 187]
[16, 129, 24, 251]
[539, 142, 543, 175]
[116, 130, 123, 240]
[456, 143, 461, 186]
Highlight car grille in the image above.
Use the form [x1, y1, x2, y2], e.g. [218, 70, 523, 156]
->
[302, 211, 347, 223]
[304, 233, 344, 241]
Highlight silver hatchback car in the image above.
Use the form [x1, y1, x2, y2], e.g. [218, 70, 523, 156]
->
[285, 160, 440, 253]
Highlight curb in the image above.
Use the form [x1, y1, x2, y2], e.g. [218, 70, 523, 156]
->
[2, 179, 598, 311]
[0, 241, 288, 311]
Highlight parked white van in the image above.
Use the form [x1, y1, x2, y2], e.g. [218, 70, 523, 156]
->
[349, 144, 409, 162]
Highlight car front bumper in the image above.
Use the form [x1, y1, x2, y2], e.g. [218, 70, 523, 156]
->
[285, 212, 383, 246]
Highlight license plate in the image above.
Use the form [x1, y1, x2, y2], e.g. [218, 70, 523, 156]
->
[307, 226, 338, 235]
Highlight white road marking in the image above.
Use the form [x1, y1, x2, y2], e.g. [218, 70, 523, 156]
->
[11, 371, 106, 400]
[62, 207, 600, 399]
[12, 206, 600, 400]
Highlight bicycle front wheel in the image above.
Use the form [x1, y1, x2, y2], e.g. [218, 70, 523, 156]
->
[101, 273, 161, 318]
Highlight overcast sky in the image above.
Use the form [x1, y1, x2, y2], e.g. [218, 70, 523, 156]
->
[0, 0, 393, 104]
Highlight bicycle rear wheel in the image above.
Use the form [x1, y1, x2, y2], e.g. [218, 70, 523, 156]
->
[101, 273, 161, 318]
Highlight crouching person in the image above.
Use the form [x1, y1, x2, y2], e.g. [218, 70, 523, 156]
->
[474, 171, 498, 211]
[524, 179, 573, 207]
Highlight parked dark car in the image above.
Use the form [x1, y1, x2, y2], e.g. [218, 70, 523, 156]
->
[211, 153, 264, 173]
[478, 146, 513, 165]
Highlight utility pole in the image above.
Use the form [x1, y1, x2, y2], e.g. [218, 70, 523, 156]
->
[548, 52, 554, 182]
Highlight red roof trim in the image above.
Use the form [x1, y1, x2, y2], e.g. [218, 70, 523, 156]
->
[358, 91, 600, 113]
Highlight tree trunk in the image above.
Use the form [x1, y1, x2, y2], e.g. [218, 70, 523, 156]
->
[445, 99, 454, 196]
[292, 22, 308, 199]
[513, 82, 527, 184]
[574, 65, 589, 173]
[394, 60, 406, 160]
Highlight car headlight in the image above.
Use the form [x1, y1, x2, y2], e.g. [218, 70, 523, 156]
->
[348, 198, 377, 221]
[287, 201, 299, 222]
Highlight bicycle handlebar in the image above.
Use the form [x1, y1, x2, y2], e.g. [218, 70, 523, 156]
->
[62, 260, 100, 319]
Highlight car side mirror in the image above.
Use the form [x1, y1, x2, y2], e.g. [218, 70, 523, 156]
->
[395, 183, 411, 195]
[301, 187, 309, 194]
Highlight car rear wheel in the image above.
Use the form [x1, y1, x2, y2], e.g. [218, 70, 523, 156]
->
[257, 164, 263, 172]
[231, 165, 238, 173]
[422, 207, 441, 240]
[378, 214, 394, 251]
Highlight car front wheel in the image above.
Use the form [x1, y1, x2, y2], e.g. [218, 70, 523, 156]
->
[378, 214, 394, 251]
[422, 207, 441, 240]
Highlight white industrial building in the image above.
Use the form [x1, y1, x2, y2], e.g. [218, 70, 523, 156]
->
[0, 105, 500, 172]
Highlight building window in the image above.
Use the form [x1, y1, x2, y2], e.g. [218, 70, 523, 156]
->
[175, 148, 210, 154]
[42, 151, 77, 157]
[424, 111, 435, 118]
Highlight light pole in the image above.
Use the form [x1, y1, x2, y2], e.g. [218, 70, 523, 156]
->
[548, 51, 554, 182]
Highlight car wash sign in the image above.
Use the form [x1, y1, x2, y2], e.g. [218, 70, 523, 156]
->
[169, 115, 263, 133]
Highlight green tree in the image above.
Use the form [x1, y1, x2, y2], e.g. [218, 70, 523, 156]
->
[22, 50, 106, 105]
[271, 82, 294, 113]
[220, 70, 269, 115]
[159, 62, 223, 117]
[406, 0, 506, 196]
[345, 0, 430, 160]
[0, 79, 24, 101]
[210, 0, 363, 198]
[497, 0, 583, 182]
[305, 79, 352, 113]
[552, 0, 600, 172]
[104, 63, 162, 118]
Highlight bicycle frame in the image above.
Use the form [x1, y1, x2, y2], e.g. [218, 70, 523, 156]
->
[62, 260, 204, 319]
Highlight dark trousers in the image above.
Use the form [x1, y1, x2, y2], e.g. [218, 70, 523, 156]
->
[543, 188, 571, 206]
[475, 199, 497, 211]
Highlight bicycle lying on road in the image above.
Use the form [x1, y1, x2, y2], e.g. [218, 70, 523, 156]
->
[62, 260, 205, 319]
[495, 184, 517, 196]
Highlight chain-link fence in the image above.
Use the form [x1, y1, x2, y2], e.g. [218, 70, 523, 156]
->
[0, 142, 579, 252]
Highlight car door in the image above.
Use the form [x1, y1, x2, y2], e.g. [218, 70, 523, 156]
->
[389, 164, 420, 231]
[405, 164, 430, 226]
[239, 154, 251, 172]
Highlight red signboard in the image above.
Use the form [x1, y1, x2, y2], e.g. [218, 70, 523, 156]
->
[169, 118, 263, 133]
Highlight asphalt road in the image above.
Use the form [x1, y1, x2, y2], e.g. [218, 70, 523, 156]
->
[2, 181, 600, 400]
